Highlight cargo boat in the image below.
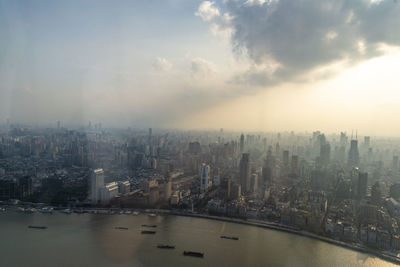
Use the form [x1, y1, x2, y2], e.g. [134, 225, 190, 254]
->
[115, 227, 128, 230]
[220, 235, 239, 240]
[141, 230, 156, 234]
[157, 244, 175, 249]
[183, 251, 204, 258]
[141, 224, 157, 228]
[28, 225, 47, 229]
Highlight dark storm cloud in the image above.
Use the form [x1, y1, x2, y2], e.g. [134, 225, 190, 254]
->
[208, 0, 400, 85]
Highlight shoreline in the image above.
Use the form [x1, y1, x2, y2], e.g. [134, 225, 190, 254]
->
[166, 211, 400, 265]
[3, 205, 400, 265]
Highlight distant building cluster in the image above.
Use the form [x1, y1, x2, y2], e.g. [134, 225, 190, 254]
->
[3, 124, 400, 252]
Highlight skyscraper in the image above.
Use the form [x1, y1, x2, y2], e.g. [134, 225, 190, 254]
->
[199, 163, 210, 192]
[291, 155, 298, 175]
[393, 156, 399, 171]
[90, 168, 104, 204]
[358, 172, 368, 199]
[239, 153, 251, 192]
[348, 140, 360, 168]
[364, 136, 370, 147]
[240, 134, 244, 153]
[282, 150, 289, 166]
[320, 143, 331, 166]
[250, 173, 258, 193]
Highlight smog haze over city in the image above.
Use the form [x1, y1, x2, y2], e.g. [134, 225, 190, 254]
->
[3, 1, 400, 267]
[1, 0, 400, 135]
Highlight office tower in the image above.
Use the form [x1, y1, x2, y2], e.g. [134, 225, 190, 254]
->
[348, 140, 360, 167]
[100, 182, 119, 204]
[239, 153, 251, 193]
[240, 134, 244, 153]
[148, 128, 152, 141]
[283, 150, 289, 166]
[340, 132, 347, 146]
[189, 142, 201, 154]
[390, 183, 400, 199]
[164, 181, 172, 201]
[357, 172, 368, 199]
[364, 136, 370, 147]
[371, 181, 382, 205]
[275, 142, 280, 157]
[90, 168, 104, 204]
[320, 143, 331, 166]
[263, 147, 274, 184]
[311, 170, 326, 190]
[291, 155, 298, 175]
[393, 156, 399, 171]
[199, 163, 210, 192]
[231, 183, 242, 199]
[57, 120, 60, 129]
[250, 173, 258, 193]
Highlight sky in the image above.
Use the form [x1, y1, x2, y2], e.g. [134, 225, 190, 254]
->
[1, 0, 400, 135]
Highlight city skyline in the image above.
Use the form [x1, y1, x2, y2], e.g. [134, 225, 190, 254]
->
[1, 0, 400, 135]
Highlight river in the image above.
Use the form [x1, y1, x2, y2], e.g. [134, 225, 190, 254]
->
[0, 211, 397, 267]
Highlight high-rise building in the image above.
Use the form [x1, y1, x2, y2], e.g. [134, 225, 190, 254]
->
[340, 132, 348, 146]
[240, 134, 244, 153]
[250, 173, 258, 193]
[231, 183, 241, 199]
[348, 140, 360, 168]
[393, 156, 399, 171]
[189, 142, 201, 154]
[90, 168, 104, 204]
[100, 182, 119, 204]
[320, 143, 331, 166]
[263, 147, 274, 184]
[358, 172, 368, 199]
[164, 181, 172, 201]
[364, 136, 370, 147]
[239, 153, 251, 192]
[199, 163, 210, 192]
[291, 155, 298, 175]
[118, 181, 131, 194]
[371, 181, 382, 205]
[282, 150, 289, 166]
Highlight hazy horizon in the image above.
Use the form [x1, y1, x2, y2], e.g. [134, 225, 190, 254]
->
[1, 0, 400, 135]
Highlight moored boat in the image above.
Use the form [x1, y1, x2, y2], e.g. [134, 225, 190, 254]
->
[157, 244, 175, 249]
[28, 225, 47, 229]
[220, 235, 239, 240]
[115, 226, 129, 230]
[40, 207, 53, 214]
[141, 230, 156, 234]
[61, 209, 72, 214]
[183, 251, 204, 258]
[141, 224, 157, 228]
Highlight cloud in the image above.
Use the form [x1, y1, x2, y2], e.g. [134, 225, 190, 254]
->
[152, 57, 172, 71]
[195, 1, 220, 21]
[198, 0, 400, 86]
[195, 1, 233, 36]
[191, 57, 218, 79]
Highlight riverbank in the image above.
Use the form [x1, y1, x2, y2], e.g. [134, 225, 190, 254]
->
[168, 211, 400, 265]
[2, 204, 400, 265]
